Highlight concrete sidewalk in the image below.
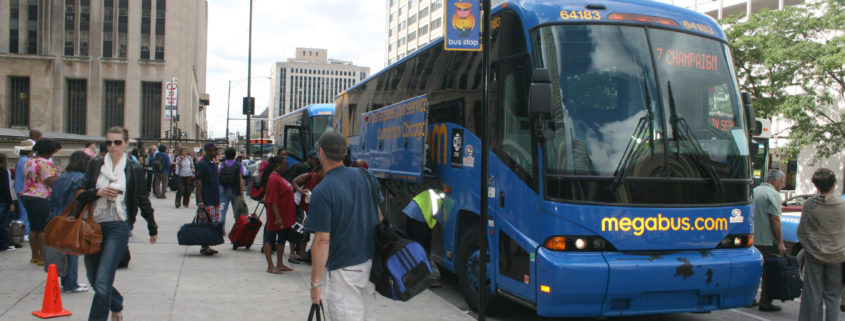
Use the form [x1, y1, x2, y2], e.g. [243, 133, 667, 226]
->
[0, 190, 473, 321]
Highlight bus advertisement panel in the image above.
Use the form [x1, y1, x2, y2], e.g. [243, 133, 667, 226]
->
[358, 95, 428, 183]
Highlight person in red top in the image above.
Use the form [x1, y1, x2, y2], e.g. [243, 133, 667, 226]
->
[291, 161, 324, 262]
[262, 155, 296, 274]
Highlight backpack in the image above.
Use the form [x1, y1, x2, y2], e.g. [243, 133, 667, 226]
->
[219, 161, 239, 186]
[152, 154, 167, 173]
[360, 168, 440, 301]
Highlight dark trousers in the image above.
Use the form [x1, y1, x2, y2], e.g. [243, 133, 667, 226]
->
[406, 217, 432, 254]
[146, 170, 154, 193]
[153, 173, 168, 198]
[176, 176, 193, 206]
[756, 245, 780, 304]
[0, 202, 10, 250]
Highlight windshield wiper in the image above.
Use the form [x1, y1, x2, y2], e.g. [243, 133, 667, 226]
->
[610, 78, 655, 188]
[667, 82, 723, 192]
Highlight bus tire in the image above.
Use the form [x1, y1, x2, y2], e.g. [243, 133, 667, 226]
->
[457, 222, 500, 313]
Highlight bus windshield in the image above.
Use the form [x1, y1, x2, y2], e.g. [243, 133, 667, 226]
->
[310, 115, 333, 147]
[533, 25, 750, 204]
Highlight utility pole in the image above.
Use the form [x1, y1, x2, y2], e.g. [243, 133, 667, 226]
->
[479, 0, 491, 320]
[245, 0, 254, 157]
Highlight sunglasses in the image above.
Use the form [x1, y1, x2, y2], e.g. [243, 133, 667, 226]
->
[105, 140, 124, 146]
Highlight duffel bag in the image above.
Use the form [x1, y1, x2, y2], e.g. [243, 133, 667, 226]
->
[177, 208, 224, 246]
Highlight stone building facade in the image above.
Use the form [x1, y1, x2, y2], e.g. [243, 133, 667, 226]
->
[0, 0, 209, 141]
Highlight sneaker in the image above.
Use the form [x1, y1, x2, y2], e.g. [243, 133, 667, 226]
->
[64, 285, 89, 293]
[5, 246, 14, 251]
[23, 235, 29, 242]
[758, 303, 782, 312]
[207, 248, 218, 254]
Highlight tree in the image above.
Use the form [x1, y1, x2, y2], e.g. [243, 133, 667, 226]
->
[722, 0, 844, 160]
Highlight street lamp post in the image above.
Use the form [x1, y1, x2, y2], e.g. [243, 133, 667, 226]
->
[245, 0, 255, 157]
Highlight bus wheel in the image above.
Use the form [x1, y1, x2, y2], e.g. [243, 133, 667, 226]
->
[457, 223, 499, 313]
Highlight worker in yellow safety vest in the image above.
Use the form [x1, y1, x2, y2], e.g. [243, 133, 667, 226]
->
[402, 189, 447, 253]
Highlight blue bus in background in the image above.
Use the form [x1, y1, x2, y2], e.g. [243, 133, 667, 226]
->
[277, 104, 334, 165]
[335, 0, 761, 317]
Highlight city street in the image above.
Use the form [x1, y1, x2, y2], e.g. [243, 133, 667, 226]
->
[2, 189, 842, 321]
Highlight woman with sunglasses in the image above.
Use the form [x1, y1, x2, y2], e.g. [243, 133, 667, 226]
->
[77, 126, 158, 321]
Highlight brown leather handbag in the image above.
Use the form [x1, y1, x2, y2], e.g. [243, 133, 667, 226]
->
[45, 191, 103, 255]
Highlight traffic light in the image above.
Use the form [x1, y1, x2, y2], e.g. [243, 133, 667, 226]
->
[243, 97, 255, 115]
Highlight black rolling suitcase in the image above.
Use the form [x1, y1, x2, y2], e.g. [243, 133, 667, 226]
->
[763, 256, 802, 301]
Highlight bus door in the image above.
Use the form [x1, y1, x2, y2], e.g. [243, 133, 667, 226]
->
[491, 56, 540, 303]
[284, 125, 306, 164]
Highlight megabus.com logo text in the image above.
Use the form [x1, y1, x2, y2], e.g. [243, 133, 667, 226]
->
[601, 214, 728, 236]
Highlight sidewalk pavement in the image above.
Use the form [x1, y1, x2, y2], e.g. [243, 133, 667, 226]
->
[0, 190, 474, 321]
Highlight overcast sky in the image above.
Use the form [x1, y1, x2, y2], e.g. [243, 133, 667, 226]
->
[206, 0, 386, 138]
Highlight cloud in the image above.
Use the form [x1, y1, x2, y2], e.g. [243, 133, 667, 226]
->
[205, 0, 386, 138]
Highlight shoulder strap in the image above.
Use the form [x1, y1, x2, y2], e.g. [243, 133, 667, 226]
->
[358, 168, 381, 220]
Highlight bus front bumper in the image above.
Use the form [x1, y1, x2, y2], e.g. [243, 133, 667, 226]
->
[534, 247, 762, 317]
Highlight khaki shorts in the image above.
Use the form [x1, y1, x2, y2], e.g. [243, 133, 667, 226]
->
[325, 260, 376, 321]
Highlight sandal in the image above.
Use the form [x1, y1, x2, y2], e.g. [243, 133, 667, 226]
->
[29, 258, 39, 264]
[37, 260, 45, 266]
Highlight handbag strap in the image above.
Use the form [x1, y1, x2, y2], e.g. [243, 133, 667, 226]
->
[358, 168, 382, 222]
[307, 303, 325, 321]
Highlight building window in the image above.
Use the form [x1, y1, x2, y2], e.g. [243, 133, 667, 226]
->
[389, 12, 395, 23]
[79, 0, 89, 55]
[408, 14, 417, 25]
[103, 80, 125, 131]
[27, 0, 38, 54]
[141, 82, 162, 139]
[388, 42, 395, 52]
[432, 0, 442, 11]
[117, 0, 127, 58]
[66, 79, 87, 135]
[419, 25, 428, 36]
[65, 0, 75, 56]
[398, 37, 405, 47]
[389, 26, 396, 37]
[103, 0, 113, 57]
[431, 17, 442, 30]
[154, 0, 165, 60]
[9, 77, 29, 127]
[408, 31, 416, 42]
[141, 0, 151, 59]
[399, 21, 406, 31]
[419, 6, 429, 18]
[9, 0, 20, 54]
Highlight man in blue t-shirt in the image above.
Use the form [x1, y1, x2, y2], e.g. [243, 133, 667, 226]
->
[195, 142, 222, 256]
[306, 132, 382, 320]
[152, 145, 171, 199]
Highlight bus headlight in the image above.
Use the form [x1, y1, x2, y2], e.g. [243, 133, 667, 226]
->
[716, 234, 754, 249]
[543, 236, 616, 252]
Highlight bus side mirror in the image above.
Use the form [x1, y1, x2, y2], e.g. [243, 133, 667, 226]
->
[741, 92, 755, 130]
[529, 68, 552, 116]
[742, 92, 759, 155]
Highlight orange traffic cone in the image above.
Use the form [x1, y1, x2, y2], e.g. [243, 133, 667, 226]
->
[32, 264, 72, 318]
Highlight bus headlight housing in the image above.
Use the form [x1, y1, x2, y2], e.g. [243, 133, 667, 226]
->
[716, 234, 754, 249]
[543, 236, 616, 252]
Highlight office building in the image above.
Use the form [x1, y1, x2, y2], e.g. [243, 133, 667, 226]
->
[0, 0, 210, 140]
[267, 47, 369, 135]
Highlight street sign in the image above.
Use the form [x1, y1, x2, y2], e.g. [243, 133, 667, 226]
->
[165, 109, 177, 120]
[444, 0, 481, 51]
[165, 81, 178, 108]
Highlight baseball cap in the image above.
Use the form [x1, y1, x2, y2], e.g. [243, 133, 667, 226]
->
[315, 131, 346, 161]
[307, 150, 319, 159]
[203, 142, 218, 151]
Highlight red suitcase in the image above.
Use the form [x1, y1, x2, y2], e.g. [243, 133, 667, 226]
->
[229, 203, 263, 250]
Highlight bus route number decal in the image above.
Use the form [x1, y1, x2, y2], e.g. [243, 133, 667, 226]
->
[682, 20, 715, 35]
[560, 10, 601, 21]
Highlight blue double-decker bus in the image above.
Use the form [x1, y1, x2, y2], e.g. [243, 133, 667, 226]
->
[277, 104, 334, 164]
[336, 0, 761, 317]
